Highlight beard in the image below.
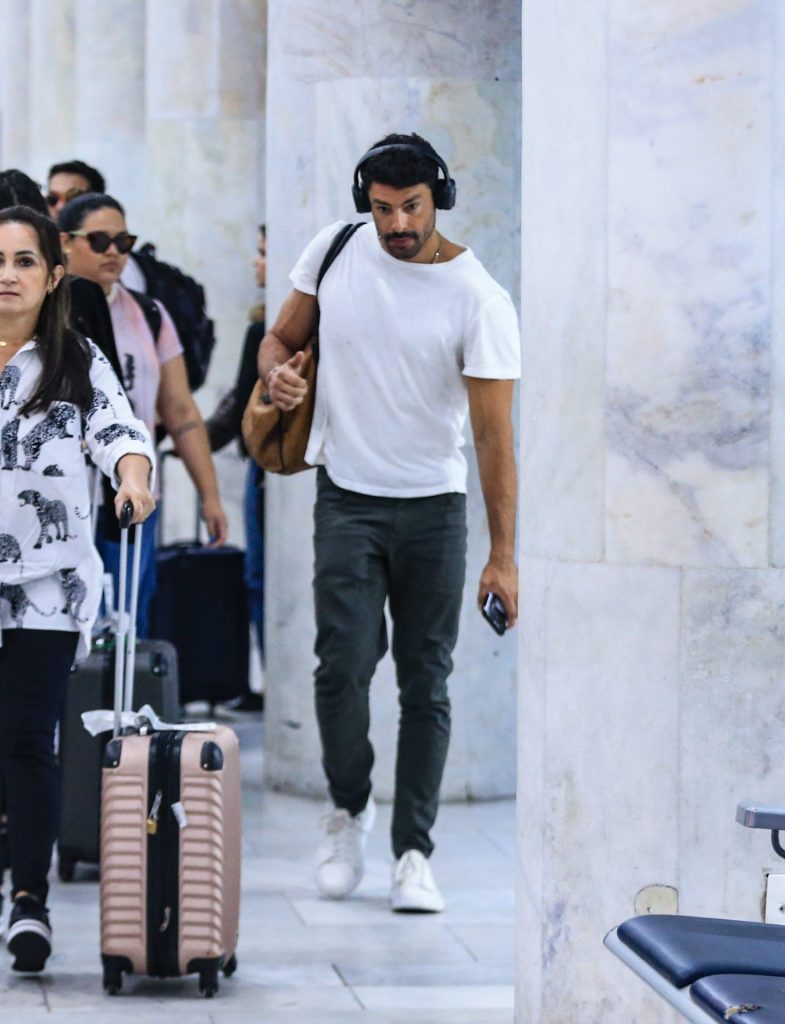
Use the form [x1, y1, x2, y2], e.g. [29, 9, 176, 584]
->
[380, 214, 436, 261]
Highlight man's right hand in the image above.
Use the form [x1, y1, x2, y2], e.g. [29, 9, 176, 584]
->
[268, 350, 309, 410]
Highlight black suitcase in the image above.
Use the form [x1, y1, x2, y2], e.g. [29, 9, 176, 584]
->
[149, 543, 249, 705]
[0, 777, 7, 908]
[57, 637, 179, 881]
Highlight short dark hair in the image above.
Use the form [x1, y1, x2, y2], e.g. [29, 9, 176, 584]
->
[356, 132, 441, 196]
[0, 205, 92, 414]
[48, 159, 106, 194]
[58, 192, 125, 232]
[0, 169, 49, 218]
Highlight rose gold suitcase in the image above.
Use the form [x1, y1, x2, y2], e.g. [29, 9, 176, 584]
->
[97, 507, 241, 997]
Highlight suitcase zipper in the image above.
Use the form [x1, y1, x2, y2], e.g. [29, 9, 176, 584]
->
[146, 732, 184, 978]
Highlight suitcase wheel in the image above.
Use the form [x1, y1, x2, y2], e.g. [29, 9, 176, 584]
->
[199, 962, 220, 998]
[103, 964, 123, 995]
[223, 954, 237, 978]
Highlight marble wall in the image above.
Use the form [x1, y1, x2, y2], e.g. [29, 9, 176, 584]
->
[0, 0, 267, 546]
[263, 0, 522, 799]
[518, 1, 785, 1021]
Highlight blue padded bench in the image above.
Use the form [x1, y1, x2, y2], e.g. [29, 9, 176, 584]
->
[693, 974, 785, 1023]
[604, 802, 785, 1023]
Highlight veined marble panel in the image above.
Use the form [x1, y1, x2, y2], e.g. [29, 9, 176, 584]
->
[517, 558, 681, 1023]
[144, 118, 260, 361]
[74, 0, 145, 142]
[520, 0, 607, 565]
[268, 0, 520, 83]
[680, 568, 785, 918]
[218, 0, 266, 119]
[146, 0, 221, 118]
[605, 0, 772, 568]
[0, 0, 31, 165]
[72, 0, 145, 206]
[771, 2, 785, 566]
[28, 0, 76, 168]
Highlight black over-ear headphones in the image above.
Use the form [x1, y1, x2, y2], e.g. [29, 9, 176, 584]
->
[351, 142, 457, 213]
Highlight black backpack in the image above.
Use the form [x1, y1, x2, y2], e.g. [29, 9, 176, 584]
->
[130, 242, 216, 391]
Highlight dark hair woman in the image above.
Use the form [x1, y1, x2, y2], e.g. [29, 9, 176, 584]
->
[0, 205, 155, 974]
[59, 192, 227, 637]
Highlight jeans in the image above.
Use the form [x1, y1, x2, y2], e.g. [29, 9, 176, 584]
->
[243, 460, 265, 661]
[0, 629, 78, 902]
[313, 468, 466, 858]
[95, 506, 159, 639]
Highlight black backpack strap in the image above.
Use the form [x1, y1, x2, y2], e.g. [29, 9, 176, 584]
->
[312, 223, 363, 367]
[316, 222, 363, 291]
[127, 287, 162, 343]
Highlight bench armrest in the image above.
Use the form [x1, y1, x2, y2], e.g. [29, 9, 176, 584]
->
[736, 802, 785, 831]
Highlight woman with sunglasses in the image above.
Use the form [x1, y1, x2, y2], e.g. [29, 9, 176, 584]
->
[58, 193, 228, 637]
[0, 205, 155, 973]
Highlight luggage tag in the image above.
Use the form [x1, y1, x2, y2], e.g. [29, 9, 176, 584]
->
[171, 802, 188, 829]
[82, 704, 218, 737]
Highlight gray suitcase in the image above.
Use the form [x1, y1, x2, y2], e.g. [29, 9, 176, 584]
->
[57, 638, 179, 880]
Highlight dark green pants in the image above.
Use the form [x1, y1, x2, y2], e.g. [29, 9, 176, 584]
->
[313, 468, 467, 858]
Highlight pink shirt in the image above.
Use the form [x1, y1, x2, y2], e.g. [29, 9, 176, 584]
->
[106, 282, 183, 439]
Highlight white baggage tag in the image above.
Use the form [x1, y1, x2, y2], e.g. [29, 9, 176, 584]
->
[171, 802, 188, 829]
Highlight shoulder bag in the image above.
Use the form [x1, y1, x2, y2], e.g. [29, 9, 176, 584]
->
[242, 222, 362, 475]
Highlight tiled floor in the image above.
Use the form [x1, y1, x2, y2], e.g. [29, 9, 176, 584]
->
[2, 717, 516, 1023]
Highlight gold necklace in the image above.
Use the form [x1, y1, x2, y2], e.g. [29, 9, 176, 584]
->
[431, 236, 442, 264]
[0, 338, 30, 348]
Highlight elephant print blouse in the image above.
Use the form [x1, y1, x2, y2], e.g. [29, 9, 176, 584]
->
[0, 338, 155, 662]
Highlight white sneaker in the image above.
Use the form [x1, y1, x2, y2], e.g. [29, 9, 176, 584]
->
[390, 849, 445, 913]
[315, 796, 376, 899]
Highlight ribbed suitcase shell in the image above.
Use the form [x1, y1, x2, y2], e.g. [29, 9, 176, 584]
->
[100, 725, 241, 993]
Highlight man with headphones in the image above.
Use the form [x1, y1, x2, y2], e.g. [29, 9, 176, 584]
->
[259, 132, 520, 912]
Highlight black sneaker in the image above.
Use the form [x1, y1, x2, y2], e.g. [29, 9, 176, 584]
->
[6, 894, 52, 972]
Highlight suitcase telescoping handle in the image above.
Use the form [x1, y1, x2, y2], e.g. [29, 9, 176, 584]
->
[113, 501, 144, 738]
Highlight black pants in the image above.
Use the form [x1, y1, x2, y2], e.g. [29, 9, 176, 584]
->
[313, 469, 466, 858]
[0, 629, 78, 903]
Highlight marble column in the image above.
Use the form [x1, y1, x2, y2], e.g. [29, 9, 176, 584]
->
[72, 0, 146, 206]
[263, 0, 522, 799]
[28, 0, 77, 170]
[518, 2, 785, 1021]
[0, 0, 32, 166]
[0, 1, 266, 547]
[144, 0, 267, 544]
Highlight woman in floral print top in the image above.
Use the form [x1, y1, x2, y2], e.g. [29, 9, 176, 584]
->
[0, 205, 155, 974]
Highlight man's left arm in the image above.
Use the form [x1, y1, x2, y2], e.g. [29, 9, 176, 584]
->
[467, 377, 518, 627]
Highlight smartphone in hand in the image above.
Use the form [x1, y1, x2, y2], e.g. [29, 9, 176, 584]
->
[482, 592, 508, 636]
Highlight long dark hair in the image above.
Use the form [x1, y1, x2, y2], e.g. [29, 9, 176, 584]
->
[0, 170, 49, 218]
[0, 205, 92, 415]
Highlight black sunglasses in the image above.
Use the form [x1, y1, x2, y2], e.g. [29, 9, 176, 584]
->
[68, 230, 138, 255]
[46, 186, 86, 207]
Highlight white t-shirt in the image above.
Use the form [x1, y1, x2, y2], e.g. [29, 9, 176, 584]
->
[289, 221, 521, 498]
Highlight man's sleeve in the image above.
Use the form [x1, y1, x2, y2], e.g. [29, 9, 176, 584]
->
[462, 293, 522, 380]
[289, 221, 347, 296]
